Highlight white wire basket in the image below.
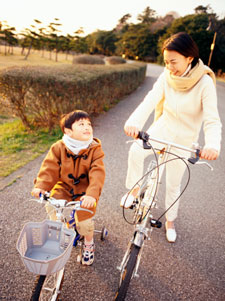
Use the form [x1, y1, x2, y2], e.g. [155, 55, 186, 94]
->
[16, 220, 76, 275]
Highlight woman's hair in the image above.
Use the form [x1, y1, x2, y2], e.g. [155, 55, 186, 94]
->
[162, 32, 199, 67]
[60, 110, 91, 133]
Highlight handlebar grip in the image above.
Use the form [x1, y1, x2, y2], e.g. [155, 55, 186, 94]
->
[188, 149, 200, 164]
[39, 192, 50, 201]
[137, 131, 149, 141]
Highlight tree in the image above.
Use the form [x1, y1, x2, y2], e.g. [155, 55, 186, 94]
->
[207, 17, 225, 72]
[119, 13, 131, 25]
[69, 29, 88, 54]
[137, 6, 157, 25]
[20, 19, 43, 60]
[0, 21, 17, 55]
[47, 18, 62, 62]
[116, 23, 158, 61]
[86, 30, 118, 55]
[95, 30, 118, 55]
[194, 5, 213, 15]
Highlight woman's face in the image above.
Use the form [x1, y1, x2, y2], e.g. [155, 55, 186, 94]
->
[164, 50, 193, 76]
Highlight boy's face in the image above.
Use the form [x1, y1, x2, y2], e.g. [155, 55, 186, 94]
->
[65, 118, 93, 141]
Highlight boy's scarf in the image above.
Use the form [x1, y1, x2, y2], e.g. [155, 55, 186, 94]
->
[154, 59, 216, 121]
[62, 134, 93, 155]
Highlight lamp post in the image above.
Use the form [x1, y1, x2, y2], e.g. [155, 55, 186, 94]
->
[208, 31, 217, 67]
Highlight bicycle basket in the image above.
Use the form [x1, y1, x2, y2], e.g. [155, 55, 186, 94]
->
[16, 220, 76, 275]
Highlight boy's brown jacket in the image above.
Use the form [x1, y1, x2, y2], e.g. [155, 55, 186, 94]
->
[34, 138, 105, 221]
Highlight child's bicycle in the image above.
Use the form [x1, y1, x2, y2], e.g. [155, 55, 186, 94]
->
[114, 131, 213, 300]
[16, 193, 108, 301]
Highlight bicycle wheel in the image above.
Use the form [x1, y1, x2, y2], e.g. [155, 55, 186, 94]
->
[115, 244, 140, 301]
[30, 275, 46, 301]
[30, 268, 64, 301]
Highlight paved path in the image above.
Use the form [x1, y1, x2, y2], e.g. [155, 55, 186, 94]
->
[0, 64, 225, 300]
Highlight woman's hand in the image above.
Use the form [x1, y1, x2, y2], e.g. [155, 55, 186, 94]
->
[31, 188, 45, 198]
[124, 125, 139, 139]
[80, 195, 96, 208]
[200, 148, 219, 160]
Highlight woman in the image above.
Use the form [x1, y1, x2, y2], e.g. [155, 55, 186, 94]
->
[121, 32, 222, 242]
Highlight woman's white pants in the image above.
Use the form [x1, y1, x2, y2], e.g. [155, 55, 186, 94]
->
[125, 123, 189, 222]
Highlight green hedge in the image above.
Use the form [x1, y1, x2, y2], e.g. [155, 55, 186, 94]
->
[105, 56, 126, 65]
[72, 54, 105, 65]
[0, 62, 146, 129]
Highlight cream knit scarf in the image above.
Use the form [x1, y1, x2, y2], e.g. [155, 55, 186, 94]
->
[154, 59, 216, 121]
[62, 134, 93, 155]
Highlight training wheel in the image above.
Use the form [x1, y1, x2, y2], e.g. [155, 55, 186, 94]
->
[100, 227, 108, 241]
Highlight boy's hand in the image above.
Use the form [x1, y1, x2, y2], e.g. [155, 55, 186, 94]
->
[80, 195, 96, 208]
[31, 188, 45, 198]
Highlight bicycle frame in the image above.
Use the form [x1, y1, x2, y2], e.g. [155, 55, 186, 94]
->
[118, 135, 201, 278]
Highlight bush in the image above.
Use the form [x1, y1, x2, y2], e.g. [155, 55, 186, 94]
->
[0, 62, 146, 129]
[72, 54, 105, 65]
[105, 56, 126, 65]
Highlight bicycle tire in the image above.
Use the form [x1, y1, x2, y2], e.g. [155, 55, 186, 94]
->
[30, 269, 64, 301]
[115, 244, 140, 301]
[30, 275, 46, 301]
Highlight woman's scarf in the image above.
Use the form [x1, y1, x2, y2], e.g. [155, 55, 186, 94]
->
[154, 59, 216, 121]
[62, 134, 93, 155]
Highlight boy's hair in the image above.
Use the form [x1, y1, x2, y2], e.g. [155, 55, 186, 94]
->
[60, 110, 91, 133]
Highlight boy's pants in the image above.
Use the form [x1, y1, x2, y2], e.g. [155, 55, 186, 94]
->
[126, 121, 190, 222]
[45, 203, 94, 236]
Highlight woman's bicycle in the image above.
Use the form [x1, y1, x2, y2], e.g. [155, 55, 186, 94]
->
[16, 193, 108, 301]
[114, 131, 213, 300]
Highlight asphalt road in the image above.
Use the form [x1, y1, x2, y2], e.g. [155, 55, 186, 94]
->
[0, 64, 225, 301]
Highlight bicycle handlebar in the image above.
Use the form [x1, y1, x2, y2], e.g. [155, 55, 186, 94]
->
[33, 192, 95, 214]
[137, 131, 213, 170]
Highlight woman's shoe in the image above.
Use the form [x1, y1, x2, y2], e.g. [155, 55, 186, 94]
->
[120, 187, 140, 209]
[120, 193, 135, 208]
[165, 221, 177, 243]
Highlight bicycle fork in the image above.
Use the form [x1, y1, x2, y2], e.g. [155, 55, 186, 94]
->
[117, 218, 151, 278]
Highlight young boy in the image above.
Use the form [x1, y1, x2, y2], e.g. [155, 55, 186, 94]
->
[31, 110, 105, 265]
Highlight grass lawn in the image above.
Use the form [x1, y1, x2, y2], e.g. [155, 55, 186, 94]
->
[0, 46, 74, 70]
[0, 117, 62, 178]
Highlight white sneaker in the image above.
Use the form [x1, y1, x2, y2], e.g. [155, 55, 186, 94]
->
[81, 243, 95, 266]
[165, 222, 177, 243]
[120, 193, 135, 208]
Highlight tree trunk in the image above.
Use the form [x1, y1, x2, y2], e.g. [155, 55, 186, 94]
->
[24, 43, 32, 60]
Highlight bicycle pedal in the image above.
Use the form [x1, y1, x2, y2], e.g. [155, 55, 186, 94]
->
[150, 219, 162, 228]
[130, 199, 139, 209]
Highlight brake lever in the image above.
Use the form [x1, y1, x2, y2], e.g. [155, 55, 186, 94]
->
[196, 161, 214, 171]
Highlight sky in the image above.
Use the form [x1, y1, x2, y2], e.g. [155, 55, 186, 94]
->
[1, 0, 225, 36]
